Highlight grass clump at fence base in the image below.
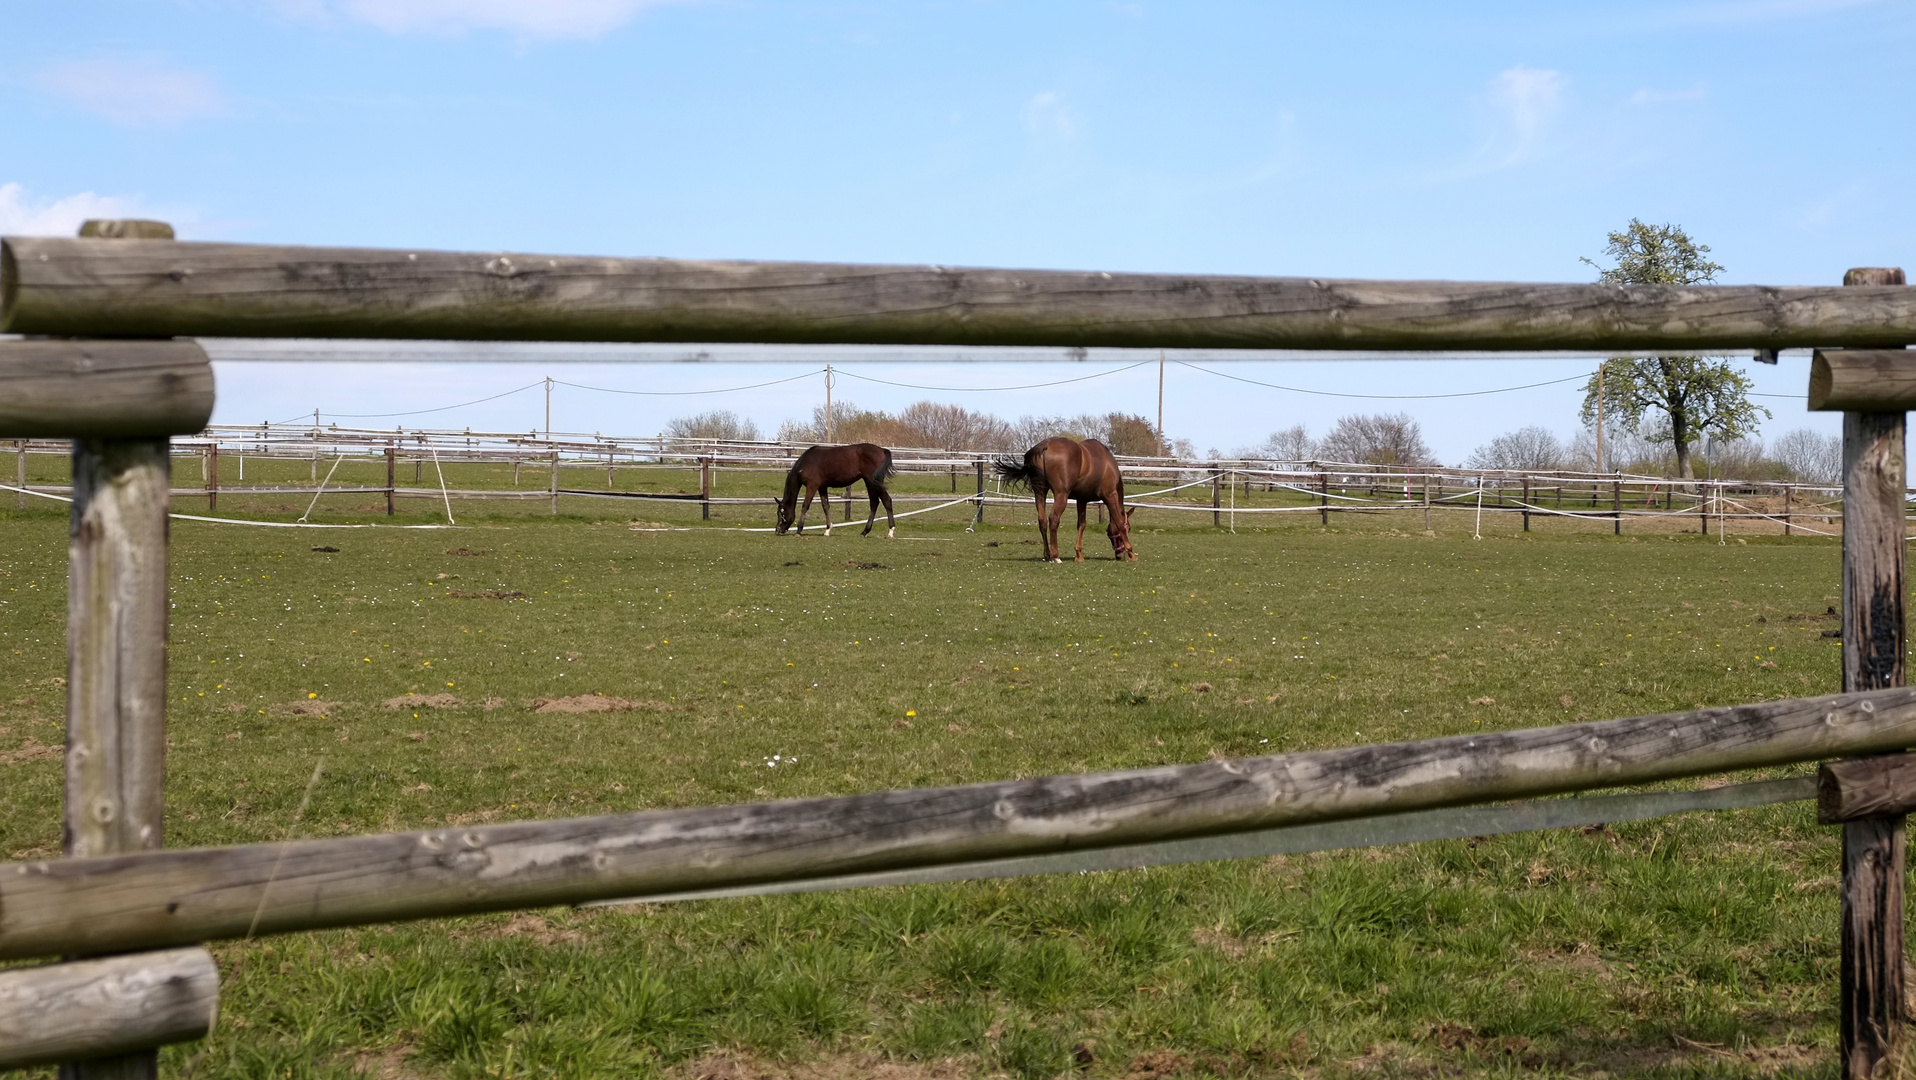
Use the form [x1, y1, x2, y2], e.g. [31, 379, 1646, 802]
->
[0, 499, 1869, 1077]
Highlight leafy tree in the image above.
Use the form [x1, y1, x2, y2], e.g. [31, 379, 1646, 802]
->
[1577, 220, 1769, 479]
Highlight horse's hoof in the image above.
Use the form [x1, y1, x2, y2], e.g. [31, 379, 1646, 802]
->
[887, 528, 895, 539]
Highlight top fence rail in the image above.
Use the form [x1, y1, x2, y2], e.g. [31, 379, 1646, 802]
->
[6, 237, 1916, 351]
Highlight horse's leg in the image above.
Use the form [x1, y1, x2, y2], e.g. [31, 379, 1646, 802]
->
[797, 486, 816, 534]
[1031, 491, 1049, 558]
[822, 485, 833, 534]
[878, 483, 897, 539]
[1074, 500, 1088, 562]
[1049, 491, 1069, 562]
[1106, 492, 1134, 559]
[860, 480, 879, 537]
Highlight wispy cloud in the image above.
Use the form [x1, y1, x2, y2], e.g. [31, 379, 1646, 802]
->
[1488, 65, 1568, 162]
[1630, 83, 1710, 105]
[282, 0, 685, 39]
[0, 184, 149, 237]
[35, 58, 224, 126]
[1022, 91, 1080, 141]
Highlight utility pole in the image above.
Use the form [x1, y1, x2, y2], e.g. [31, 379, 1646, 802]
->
[1595, 363, 1606, 474]
[824, 364, 834, 443]
[1157, 351, 1166, 454]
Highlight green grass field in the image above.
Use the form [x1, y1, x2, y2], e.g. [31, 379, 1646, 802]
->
[0, 479, 1881, 1079]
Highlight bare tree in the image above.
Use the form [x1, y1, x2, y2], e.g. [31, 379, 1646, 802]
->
[665, 409, 760, 442]
[1242, 424, 1314, 461]
[1466, 427, 1563, 471]
[1771, 428, 1842, 485]
[1317, 413, 1432, 466]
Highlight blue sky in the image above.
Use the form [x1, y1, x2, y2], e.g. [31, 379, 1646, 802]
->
[4, 1, 1912, 461]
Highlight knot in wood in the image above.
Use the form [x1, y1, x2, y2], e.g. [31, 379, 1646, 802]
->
[485, 257, 517, 278]
[993, 799, 1016, 821]
[90, 798, 117, 824]
[418, 833, 446, 852]
[1861, 700, 1877, 714]
[460, 832, 484, 849]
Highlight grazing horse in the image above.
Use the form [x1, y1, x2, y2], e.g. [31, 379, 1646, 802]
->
[776, 443, 897, 537]
[994, 437, 1136, 562]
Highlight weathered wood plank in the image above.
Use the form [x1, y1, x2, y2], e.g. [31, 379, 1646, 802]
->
[0, 340, 213, 439]
[1809, 349, 1916, 412]
[67, 439, 172, 862]
[3, 686, 1916, 961]
[1835, 261, 1909, 1080]
[6, 237, 1916, 349]
[1820, 754, 1916, 822]
[0, 949, 216, 1069]
[598, 777, 1816, 907]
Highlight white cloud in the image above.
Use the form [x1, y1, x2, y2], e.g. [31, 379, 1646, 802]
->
[1022, 91, 1079, 140]
[1488, 65, 1567, 157]
[1630, 83, 1710, 105]
[287, 0, 680, 39]
[0, 184, 149, 237]
[35, 59, 224, 126]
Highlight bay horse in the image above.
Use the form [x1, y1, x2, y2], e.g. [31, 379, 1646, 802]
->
[994, 437, 1136, 562]
[776, 443, 897, 537]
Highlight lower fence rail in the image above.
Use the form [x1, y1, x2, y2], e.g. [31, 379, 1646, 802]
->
[3, 686, 1912, 962]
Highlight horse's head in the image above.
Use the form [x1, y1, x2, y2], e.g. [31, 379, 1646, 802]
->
[775, 496, 795, 535]
[1108, 511, 1138, 561]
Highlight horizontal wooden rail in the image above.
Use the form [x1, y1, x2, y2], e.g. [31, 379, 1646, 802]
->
[5, 237, 1915, 350]
[1811, 349, 1916, 411]
[0, 948, 217, 1068]
[3, 686, 1915, 961]
[0, 340, 214, 439]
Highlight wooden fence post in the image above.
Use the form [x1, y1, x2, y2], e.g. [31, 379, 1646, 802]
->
[1422, 475, 1431, 532]
[701, 458, 712, 521]
[204, 442, 217, 513]
[1522, 477, 1530, 532]
[1316, 464, 1328, 526]
[15, 440, 25, 509]
[1830, 266, 1910, 1080]
[1783, 484, 1793, 536]
[1612, 478, 1622, 535]
[61, 220, 179, 1080]
[385, 445, 396, 517]
[1211, 467, 1221, 527]
[66, 441, 171, 1080]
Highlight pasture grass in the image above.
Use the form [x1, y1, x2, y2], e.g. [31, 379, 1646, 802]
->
[0, 491, 1881, 1078]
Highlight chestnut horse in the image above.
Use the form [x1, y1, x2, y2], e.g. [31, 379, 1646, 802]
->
[994, 437, 1136, 562]
[776, 443, 896, 537]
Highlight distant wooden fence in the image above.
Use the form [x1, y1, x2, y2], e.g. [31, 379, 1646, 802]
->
[0, 228, 1910, 1078]
[6, 428, 1859, 537]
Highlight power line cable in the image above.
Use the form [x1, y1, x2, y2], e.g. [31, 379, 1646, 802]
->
[1172, 360, 1588, 399]
[314, 381, 548, 420]
[834, 360, 1153, 392]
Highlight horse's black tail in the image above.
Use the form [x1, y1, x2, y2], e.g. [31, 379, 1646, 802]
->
[994, 455, 1041, 493]
[871, 448, 894, 487]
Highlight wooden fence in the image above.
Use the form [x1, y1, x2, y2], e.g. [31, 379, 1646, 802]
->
[0, 228, 1911, 1078]
[6, 428, 1861, 537]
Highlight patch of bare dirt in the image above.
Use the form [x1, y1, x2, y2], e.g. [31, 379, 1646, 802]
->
[446, 590, 527, 600]
[446, 547, 487, 557]
[348, 1044, 432, 1079]
[383, 693, 461, 710]
[0, 737, 60, 766]
[278, 699, 345, 718]
[843, 560, 891, 570]
[529, 695, 674, 714]
[449, 912, 585, 947]
[679, 1051, 977, 1080]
